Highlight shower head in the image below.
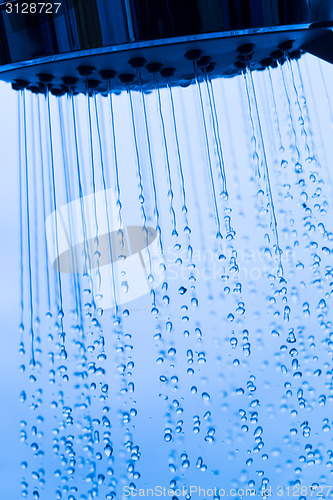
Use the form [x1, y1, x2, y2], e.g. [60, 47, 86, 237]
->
[0, 0, 333, 95]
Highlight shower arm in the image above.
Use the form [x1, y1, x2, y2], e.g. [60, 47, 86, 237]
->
[0, 0, 332, 94]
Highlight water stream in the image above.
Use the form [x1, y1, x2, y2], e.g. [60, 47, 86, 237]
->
[17, 55, 333, 500]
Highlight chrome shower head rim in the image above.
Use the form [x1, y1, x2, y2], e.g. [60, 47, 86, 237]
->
[0, 24, 330, 95]
[0, 0, 332, 94]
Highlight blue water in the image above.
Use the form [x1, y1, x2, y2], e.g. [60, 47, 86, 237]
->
[1, 54, 333, 499]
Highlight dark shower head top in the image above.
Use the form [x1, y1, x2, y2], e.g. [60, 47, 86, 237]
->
[0, 0, 333, 95]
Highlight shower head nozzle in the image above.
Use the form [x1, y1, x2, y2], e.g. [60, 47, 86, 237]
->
[0, 0, 332, 94]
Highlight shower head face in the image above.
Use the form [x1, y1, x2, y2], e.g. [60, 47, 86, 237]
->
[0, 0, 332, 93]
